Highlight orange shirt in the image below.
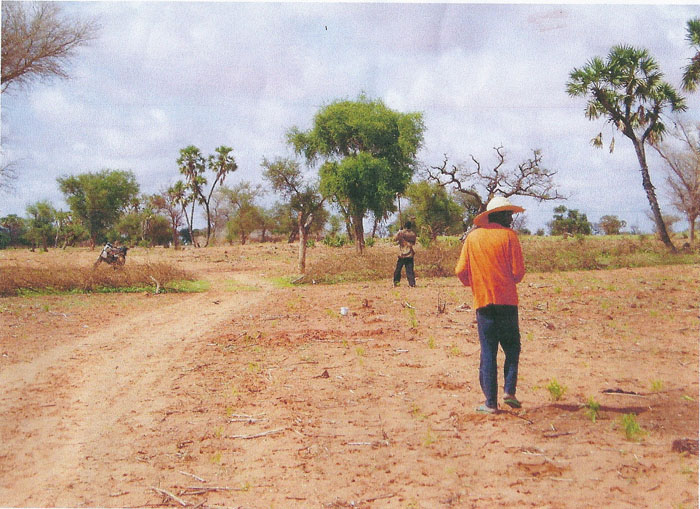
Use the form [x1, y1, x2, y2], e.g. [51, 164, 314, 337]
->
[454, 223, 525, 309]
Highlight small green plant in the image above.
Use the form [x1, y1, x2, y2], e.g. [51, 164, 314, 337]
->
[546, 379, 567, 401]
[650, 379, 664, 392]
[246, 362, 261, 373]
[427, 336, 436, 349]
[354, 346, 365, 357]
[681, 394, 695, 402]
[448, 344, 461, 357]
[422, 427, 437, 446]
[406, 306, 418, 328]
[410, 404, 426, 420]
[210, 451, 222, 464]
[620, 413, 645, 441]
[584, 396, 601, 423]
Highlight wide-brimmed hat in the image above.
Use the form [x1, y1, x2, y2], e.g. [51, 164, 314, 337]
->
[473, 196, 525, 227]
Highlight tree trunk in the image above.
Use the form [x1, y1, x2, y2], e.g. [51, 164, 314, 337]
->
[632, 140, 676, 251]
[204, 201, 212, 247]
[188, 200, 199, 247]
[298, 218, 308, 273]
[690, 215, 697, 243]
[352, 215, 365, 254]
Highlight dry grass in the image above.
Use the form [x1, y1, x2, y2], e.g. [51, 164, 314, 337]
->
[0, 262, 194, 296]
[301, 235, 699, 284]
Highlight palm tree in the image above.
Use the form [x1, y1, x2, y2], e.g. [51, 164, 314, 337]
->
[567, 45, 686, 250]
[682, 18, 700, 92]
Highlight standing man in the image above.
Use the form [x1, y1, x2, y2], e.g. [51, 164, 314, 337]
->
[455, 197, 526, 414]
[393, 220, 417, 287]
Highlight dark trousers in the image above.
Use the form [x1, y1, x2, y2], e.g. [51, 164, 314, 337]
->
[393, 256, 415, 287]
[476, 305, 521, 408]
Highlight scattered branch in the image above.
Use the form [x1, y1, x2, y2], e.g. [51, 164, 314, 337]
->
[150, 487, 188, 507]
[226, 427, 286, 439]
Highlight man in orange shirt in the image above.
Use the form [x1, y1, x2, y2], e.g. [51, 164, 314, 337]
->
[455, 196, 526, 414]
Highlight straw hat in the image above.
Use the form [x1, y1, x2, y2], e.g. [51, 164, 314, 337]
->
[473, 196, 525, 227]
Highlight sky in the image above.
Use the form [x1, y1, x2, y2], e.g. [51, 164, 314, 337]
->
[2, 1, 700, 233]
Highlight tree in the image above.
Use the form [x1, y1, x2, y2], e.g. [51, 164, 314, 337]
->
[25, 200, 56, 251]
[1, 2, 99, 93]
[425, 146, 564, 219]
[597, 215, 627, 235]
[262, 157, 325, 272]
[57, 169, 140, 248]
[652, 121, 700, 243]
[150, 189, 184, 248]
[548, 206, 592, 236]
[169, 180, 195, 246]
[682, 18, 700, 92]
[0, 214, 27, 246]
[53, 210, 87, 248]
[567, 45, 686, 250]
[403, 181, 464, 240]
[288, 95, 424, 253]
[0, 151, 17, 192]
[226, 204, 264, 245]
[176, 145, 237, 247]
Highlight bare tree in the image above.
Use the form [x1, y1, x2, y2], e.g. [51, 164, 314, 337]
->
[2, 2, 99, 93]
[0, 151, 17, 192]
[652, 121, 700, 243]
[424, 146, 564, 215]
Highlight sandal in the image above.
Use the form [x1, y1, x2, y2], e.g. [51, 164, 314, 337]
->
[503, 395, 521, 409]
[475, 404, 497, 414]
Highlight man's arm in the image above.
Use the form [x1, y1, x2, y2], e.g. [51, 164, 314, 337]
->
[510, 232, 525, 283]
[454, 238, 471, 286]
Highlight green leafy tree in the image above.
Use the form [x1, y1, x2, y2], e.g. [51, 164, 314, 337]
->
[597, 215, 627, 235]
[288, 95, 424, 253]
[226, 204, 264, 245]
[25, 200, 56, 251]
[567, 45, 686, 250]
[53, 210, 87, 248]
[262, 157, 325, 272]
[682, 18, 700, 92]
[57, 169, 139, 248]
[548, 206, 592, 236]
[177, 145, 237, 247]
[403, 181, 464, 240]
[0, 214, 28, 246]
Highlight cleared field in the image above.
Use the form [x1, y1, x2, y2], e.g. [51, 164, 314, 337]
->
[0, 244, 698, 508]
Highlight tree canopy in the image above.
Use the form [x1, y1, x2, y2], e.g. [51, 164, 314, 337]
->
[57, 169, 140, 247]
[682, 18, 700, 92]
[288, 95, 424, 252]
[567, 44, 686, 250]
[1, 2, 99, 93]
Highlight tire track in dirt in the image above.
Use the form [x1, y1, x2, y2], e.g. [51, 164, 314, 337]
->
[0, 274, 272, 507]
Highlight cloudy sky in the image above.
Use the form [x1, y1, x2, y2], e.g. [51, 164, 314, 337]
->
[2, 1, 700, 232]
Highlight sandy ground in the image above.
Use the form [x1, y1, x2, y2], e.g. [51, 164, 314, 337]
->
[0, 245, 698, 508]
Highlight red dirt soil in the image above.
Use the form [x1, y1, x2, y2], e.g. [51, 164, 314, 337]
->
[0, 245, 698, 508]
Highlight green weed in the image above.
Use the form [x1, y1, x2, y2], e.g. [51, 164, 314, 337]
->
[546, 379, 567, 401]
[650, 380, 664, 392]
[427, 336, 436, 349]
[620, 413, 645, 441]
[585, 396, 601, 423]
[422, 427, 438, 447]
